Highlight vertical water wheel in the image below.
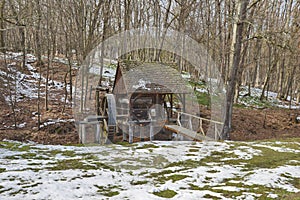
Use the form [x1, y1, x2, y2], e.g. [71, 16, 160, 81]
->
[96, 88, 117, 144]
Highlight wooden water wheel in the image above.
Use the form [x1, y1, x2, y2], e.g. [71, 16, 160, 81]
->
[96, 89, 116, 143]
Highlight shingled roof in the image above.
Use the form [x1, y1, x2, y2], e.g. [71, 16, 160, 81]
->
[113, 61, 190, 95]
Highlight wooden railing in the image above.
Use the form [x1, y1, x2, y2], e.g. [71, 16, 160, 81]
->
[174, 110, 224, 140]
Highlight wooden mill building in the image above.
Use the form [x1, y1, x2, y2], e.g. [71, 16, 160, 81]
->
[112, 60, 195, 142]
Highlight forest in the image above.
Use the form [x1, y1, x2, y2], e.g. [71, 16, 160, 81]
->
[0, 0, 300, 140]
[0, 1, 300, 199]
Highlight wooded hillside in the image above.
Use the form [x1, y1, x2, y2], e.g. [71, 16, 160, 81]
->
[0, 0, 299, 140]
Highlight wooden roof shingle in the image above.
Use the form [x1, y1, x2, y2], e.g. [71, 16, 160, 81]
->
[114, 61, 190, 94]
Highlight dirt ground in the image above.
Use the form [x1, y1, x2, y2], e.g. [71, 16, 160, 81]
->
[1, 106, 299, 144]
[0, 60, 299, 144]
[230, 107, 300, 141]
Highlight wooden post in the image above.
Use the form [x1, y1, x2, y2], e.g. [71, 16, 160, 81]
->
[199, 119, 205, 135]
[156, 94, 160, 117]
[182, 94, 186, 113]
[129, 122, 133, 143]
[81, 123, 86, 144]
[140, 125, 144, 142]
[123, 126, 127, 141]
[79, 123, 82, 143]
[214, 123, 217, 140]
[100, 122, 104, 144]
[170, 94, 173, 118]
[150, 122, 154, 141]
[95, 90, 100, 115]
[188, 115, 193, 130]
[95, 123, 100, 144]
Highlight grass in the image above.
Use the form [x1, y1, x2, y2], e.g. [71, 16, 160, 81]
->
[0, 141, 31, 151]
[81, 173, 96, 178]
[147, 170, 189, 184]
[185, 153, 197, 156]
[47, 150, 76, 157]
[47, 159, 114, 171]
[189, 184, 202, 190]
[115, 141, 138, 147]
[165, 159, 200, 169]
[190, 179, 295, 199]
[282, 192, 300, 200]
[147, 170, 174, 178]
[1, 139, 300, 198]
[166, 174, 189, 182]
[136, 143, 159, 149]
[5, 153, 39, 160]
[245, 147, 300, 169]
[207, 170, 220, 173]
[203, 194, 221, 199]
[195, 91, 210, 106]
[94, 184, 121, 197]
[130, 180, 148, 185]
[153, 189, 177, 198]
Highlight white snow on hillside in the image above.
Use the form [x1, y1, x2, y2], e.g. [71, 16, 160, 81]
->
[238, 86, 300, 109]
[193, 81, 300, 109]
[0, 53, 70, 104]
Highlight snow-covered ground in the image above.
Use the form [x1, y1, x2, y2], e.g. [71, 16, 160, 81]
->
[0, 53, 69, 103]
[0, 140, 299, 199]
[194, 81, 300, 109]
[239, 86, 300, 109]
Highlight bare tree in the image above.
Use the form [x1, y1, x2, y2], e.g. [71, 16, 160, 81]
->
[222, 0, 250, 139]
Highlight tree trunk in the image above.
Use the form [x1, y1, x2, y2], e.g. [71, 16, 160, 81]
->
[222, 0, 250, 140]
[0, 0, 5, 52]
[35, 0, 42, 130]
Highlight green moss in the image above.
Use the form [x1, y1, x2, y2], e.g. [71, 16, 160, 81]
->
[219, 178, 296, 199]
[209, 187, 243, 198]
[165, 159, 200, 169]
[82, 173, 96, 178]
[189, 184, 202, 190]
[245, 147, 300, 169]
[0, 168, 5, 173]
[94, 184, 121, 197]
[195, 91, 210, 106]
[185, 154, 197, 156]
[130, 180, 148, 185]
[139, 171, 149, 176]
[136, 143, 159, 149]
[166, 174, 189, 182]
[259, 137, 300, 143]
[0, 141, 31, 151]
[153, 189, 177, 198]
[189, 148, 199, 152]
[147, 170, 174, 178]
[203, 194, 221, 199]
[199, 151, 242, 166]
[23, 183, 41, 188]
[281, 192, 300, 200]
[207, 170, 220, 173]
[47, 159, 114, 171]
[115, 141, 138, 147]
[286, 177, 300, 189]
[102, 191, 120, 197]
[0, 188, 12, 194]
[259, 141, 300, 151]
[47, 150, 76, 157]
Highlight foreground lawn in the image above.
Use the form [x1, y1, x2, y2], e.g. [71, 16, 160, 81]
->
[0, 139, 299, 199]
